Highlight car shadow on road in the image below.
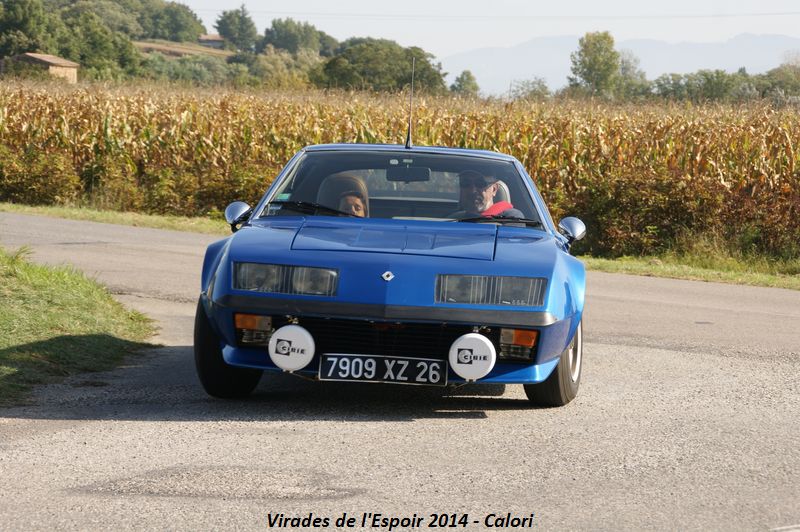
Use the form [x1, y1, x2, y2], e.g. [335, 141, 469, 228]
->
[0, 343, 545, 422]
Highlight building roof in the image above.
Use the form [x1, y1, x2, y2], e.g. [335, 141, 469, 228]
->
[198, 34, 225, 41]
[17, 53, 79, 68]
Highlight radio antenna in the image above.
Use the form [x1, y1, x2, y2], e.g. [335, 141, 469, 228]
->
[405, 57, 415, 149]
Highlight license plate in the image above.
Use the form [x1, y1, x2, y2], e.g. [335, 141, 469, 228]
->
[319, 354, 447, 386]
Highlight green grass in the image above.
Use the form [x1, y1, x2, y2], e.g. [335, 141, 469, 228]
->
[581, 233, 800, 290]
[583, 256, 800, 290]
[2, 202, 798, 291]
[0, 247, 155, 405]
[0, 202, 228, 235]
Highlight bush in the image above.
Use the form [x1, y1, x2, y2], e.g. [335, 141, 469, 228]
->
[0, 146, 80, 205]
[140, 167, 199, 215]
[80, 157, 143, 211]
[194, 165, 268, 214]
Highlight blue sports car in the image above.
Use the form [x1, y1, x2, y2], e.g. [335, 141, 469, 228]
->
[195, 144, 586, 406]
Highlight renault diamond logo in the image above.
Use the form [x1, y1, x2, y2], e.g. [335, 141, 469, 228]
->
[381, 271, 395, 282]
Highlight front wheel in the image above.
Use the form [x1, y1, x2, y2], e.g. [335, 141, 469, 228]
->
[194, 300, 262, 398]
[524, 320, 582, 407]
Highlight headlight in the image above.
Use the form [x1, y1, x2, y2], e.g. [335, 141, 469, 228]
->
[235, 263, 282, 291]
[234, 263, 338, 296]
[435, 274, 546, 306]
[291, 266, 338, 296]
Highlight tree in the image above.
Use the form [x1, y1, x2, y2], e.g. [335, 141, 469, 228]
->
[94, 0, 204, 41]
[257, 18, 339, 58]
[509, 78, 550, 101]
[142, 52, 233, 85]
[0, 0, 57, 57]
[58, 0, 144, 38]
[317, 30, 338, 57]
[684, 69, 736, 101]
[59, 10, 141, 79]
[152, 2, 205, 42]
[568, 31, 620, 97]
[406, 46, 446, 93]
[450, 70, 479, 97]
[614, 50, 651, 99]
[259, 18, 318, 54]
[256, 18, 339, 57]
[755, 63, 800, 97]
[316, 39, 446, 93]
[653, 73, 687, 100]
[652, 68, 761, 102]
[215, 5, 257, 52]
[235, 46, 314, 88]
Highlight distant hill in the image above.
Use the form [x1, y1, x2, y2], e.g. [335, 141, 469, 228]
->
[441, 34, 800, 95]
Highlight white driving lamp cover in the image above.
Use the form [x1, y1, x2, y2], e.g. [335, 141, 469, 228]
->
[449, 333, 497, 381]
[268, 325, 315, 372]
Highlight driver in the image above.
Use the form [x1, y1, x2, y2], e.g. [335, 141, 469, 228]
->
[457, 170, 521, 217]
[338, 190, 367, 217]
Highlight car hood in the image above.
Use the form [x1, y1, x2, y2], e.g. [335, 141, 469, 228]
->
[290, 218, 499, 260]
[231, 217, 558, 270]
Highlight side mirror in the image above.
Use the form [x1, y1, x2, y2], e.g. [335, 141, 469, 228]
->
[224, 201, 252, 233]
[558, 216, 586, 243]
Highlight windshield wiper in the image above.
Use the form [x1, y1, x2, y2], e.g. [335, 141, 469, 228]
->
[456, 215, 544, 229]
[266, 200, 357, 218]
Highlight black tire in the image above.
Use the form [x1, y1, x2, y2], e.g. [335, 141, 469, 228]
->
[524, 320, 582, 407]
[194, 299, 262, 398]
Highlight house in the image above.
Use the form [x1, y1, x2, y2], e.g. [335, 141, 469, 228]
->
[198, 34, 225, 49]
[3, 53, 79, 83]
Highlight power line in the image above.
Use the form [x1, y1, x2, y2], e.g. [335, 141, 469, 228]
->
[191, 9, 800, 21]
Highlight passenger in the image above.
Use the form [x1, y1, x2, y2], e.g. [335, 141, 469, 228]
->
[457, 170, 522, 218]
[338, 190, 367, 217]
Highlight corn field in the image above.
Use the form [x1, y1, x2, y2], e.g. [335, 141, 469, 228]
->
[1, 81, 798, 258]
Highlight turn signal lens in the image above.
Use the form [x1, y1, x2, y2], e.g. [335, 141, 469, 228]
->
[500, 328, 538, 347]
[234, 313, 272, 331]
[235, 314, 273, 346]
[499, 328, 538, 361]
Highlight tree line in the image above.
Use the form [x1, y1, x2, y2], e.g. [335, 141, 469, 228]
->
[0, 0, 454, 91]
[2, 0, 800, 103]
[554, 31, 800, 105]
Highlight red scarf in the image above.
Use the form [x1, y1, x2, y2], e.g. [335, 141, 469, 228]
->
[481, 201, 514, 217]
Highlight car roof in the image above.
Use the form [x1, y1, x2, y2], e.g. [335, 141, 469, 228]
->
[303, 143, 518, 162]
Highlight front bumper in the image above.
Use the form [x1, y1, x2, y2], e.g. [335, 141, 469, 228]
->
[204, 293, 574, 385]
[224, 344, 560, 384]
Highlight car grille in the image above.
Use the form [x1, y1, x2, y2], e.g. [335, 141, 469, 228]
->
[274, 316, 499, 360]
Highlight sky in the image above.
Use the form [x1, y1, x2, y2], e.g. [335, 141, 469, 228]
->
[183, 0, 800, 59]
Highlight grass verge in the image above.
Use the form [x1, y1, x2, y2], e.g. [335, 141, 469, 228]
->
[0, 202, 228, 235]
[2, 202, 798, 291]
[0, 247, 155, 406]
[582, 255, 800, 291]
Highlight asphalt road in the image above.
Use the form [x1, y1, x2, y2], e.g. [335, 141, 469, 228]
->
[0, 212, 798, 531]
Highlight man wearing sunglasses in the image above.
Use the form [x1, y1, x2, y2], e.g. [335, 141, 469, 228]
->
[455, 170, 522, 218]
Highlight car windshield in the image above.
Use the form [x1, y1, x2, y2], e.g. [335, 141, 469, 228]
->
[261, 150, 541, 223]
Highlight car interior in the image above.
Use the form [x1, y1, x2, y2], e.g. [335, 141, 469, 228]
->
[267, 151, 537, 220]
